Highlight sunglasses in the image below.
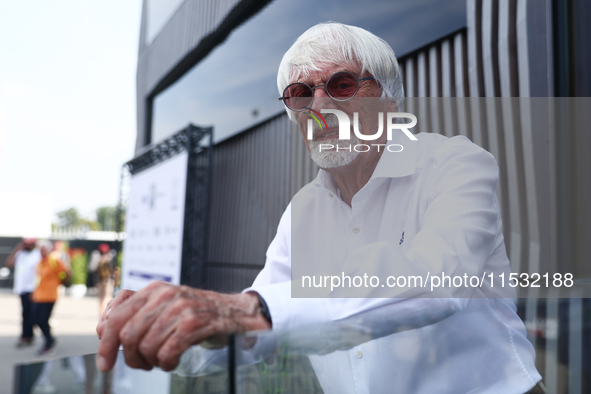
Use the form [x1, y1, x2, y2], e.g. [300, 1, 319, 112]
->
[278, 71, 375, 111]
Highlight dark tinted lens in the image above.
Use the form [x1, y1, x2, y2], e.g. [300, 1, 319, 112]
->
[327, 72, 358, 99]
[284, 83, 313, 110]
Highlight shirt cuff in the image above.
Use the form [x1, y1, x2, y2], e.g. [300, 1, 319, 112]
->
[243, 281, 331, 332]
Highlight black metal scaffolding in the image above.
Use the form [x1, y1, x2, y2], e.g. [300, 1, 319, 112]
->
[118, 124, 213, 288]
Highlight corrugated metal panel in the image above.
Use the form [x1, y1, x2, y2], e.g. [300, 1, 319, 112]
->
[201, 112, 317, 292]
[516, 0, 541, 274]
[397, 3, 545, 278]
[205, 114, 296, 291]
[453, 32, 472, 139]
[441, 39, 457, 138]
[498, 0, 527, 272]
[398, 3, 589, 391]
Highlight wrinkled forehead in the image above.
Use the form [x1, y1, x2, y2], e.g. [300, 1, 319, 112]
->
[288, 61, 363, 85]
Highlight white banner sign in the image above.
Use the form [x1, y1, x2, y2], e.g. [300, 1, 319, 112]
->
[121, 151, 188, 291]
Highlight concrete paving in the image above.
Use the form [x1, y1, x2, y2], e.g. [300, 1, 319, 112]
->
[0, 288, 101, 394]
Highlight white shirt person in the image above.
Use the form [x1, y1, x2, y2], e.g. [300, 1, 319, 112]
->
[5, 238, 41, 346]
[97, 22, 542, 393]
[246, 132, 540, 393]
[12, 243, 42, 296]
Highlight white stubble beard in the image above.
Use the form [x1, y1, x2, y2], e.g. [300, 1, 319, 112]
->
[307, 116, 361, 169]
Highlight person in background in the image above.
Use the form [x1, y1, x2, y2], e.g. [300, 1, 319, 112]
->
[91, 243, 115, 316]
[32, 240, 71, 356]
[51, 240, 71, 270]
[112, 266, 121, 296]
[5, 237, 41, 347]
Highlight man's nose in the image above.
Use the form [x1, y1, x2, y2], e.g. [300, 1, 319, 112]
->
[309, 86, 333, 113]
[313, 85, 329, 98]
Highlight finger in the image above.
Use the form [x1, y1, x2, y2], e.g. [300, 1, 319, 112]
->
[136, 301, 185, 366]
[156, 322, 222, 371]
[139, 324, 177, 368]
[96, 302, 115, 340]
[122, 346, 153, 371]
[97, 288, 155, 372]
[96, 290, 135, 338]
[101, 289, 135, 323]
[136, 288, 211, 366]
[120, 298, 172, 369]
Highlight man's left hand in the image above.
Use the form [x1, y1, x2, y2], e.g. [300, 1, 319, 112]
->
[96, 282, 270, 372]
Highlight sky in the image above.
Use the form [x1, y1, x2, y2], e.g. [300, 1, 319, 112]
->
[0, 0, 141, 224]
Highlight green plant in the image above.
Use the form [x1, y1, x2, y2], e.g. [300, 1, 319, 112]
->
[70, 249, 88, 285]
[96, 206, 118, 231]
[53, 207, 101, 231]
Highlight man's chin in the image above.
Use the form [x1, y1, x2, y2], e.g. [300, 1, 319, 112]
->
[311, 138, 339, 150]
[309, 145, 360, 169]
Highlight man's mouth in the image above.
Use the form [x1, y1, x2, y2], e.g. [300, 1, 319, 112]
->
[313, 127, 340, 142]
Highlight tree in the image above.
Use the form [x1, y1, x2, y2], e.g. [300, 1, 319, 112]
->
[96, 206, 117, 231]
[56, 207, 81, 228]
[54, 207, 100, 231]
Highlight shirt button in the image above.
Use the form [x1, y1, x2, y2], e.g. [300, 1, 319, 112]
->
[328, 193, 334, 198]
[352, 226, 360, 233]
[355, 351, 363, 358]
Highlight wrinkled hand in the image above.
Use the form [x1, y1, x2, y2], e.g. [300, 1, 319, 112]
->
[96, 282, 270, 372]
[96, 289, 136, 340]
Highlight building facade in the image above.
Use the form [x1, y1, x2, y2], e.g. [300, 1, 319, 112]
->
[132, 1, 590, 391]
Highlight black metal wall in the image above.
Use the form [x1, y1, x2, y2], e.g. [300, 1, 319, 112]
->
[204, 113, 293, 292]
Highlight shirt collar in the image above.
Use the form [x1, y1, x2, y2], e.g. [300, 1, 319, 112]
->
[371, 135, 417, 179]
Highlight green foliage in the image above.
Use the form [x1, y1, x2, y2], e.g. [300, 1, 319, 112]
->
[54, 207, 101, 231]
[81, 219, 100, 231]
[56, 207, 81, 228]
[70, 249, 88, 285]
[116, 249, 122, 269]
[118, 208, 126, 231]
[96, 206, 117, 231]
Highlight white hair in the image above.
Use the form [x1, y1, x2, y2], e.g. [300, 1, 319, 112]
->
[277, 22, 405, 114]
[37, 240, 53, 250]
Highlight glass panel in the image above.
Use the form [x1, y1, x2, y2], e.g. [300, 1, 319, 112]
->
[14, 348, 230, 394]
[14, 296, 591, 393]
[228, 298, 590, 393]
[151, 0, 466, 144]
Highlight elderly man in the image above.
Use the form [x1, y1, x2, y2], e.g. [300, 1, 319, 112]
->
[97, 23, 542, 393]
[5, 237, 41, 347]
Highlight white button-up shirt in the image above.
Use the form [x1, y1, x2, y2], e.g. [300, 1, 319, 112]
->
[247, 132, 541, 393]
[13, 248, 41, 295]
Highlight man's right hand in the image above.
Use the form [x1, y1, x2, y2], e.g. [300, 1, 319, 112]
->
[96, 289, 136, 340]
[95, 282, 270, 373]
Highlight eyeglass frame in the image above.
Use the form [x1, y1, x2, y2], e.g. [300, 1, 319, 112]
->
[278, 71, 376, 111]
